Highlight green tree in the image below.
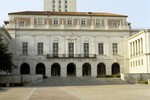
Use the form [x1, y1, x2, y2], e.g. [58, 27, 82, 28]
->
[0, 34, 15, 73]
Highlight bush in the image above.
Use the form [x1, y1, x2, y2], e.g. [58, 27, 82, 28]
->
[139, 80, 148, 84]
[97, 74, 120, 78]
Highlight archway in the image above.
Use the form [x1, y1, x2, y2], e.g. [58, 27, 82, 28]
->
[51, 63, 60, 76]
[97, 63, 106, 76]
[67, 63, 76, 76]
[112, 63, 120, 75]
[36, 63, 45, 75]
[82, 63, 91, 76]
[20, 63, 30, 74]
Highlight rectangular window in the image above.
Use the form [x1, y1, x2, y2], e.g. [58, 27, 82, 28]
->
[84, 43, 89, 57]
[113, 43, 118, 55]
[22, 42, 28, 55]
[53, 0, 55, 3]
[67, 18, 72, 26]
[81, 19, 86, 27]
[59, 0, 61, 3]
[38, 43, 43, 55]
[53, 18, 59, 26]
[19, 21, 25, 27]
[112, 22, 118, 28]
[35, 17, 43, 26]
[53, 43, 58, 57]
[96, 19, 101, 27]
[69, 43, 74, 57]
[65, 0, 67, 3]
[98, 43, 104, 55]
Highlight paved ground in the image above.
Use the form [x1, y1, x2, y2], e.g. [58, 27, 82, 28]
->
[0, 85, 150, 100]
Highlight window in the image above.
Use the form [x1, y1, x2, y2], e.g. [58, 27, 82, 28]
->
[65, 9, 67, 12]
[53, 0, 55, 3]
[22, 42, 28, 55]
[35, 17, 43, 26]
[98, 43, 103, 55]
[112, 22, 118, 28]
[67, 18, 72, 26]
[81, 19, 86, 27]
[65, 5, 67, 8]
[19, 21, 25, 27]
[96, 19, 101, 27]
[84, 43, 89, 57]
[38, 43, 43, 55]
[53, 43, 58, 57]
[59, 5, 61, 8]
[59, 0, 61, 3]
[65, 0, 67, 3]
[113, 43, 118, 55]
[69, 43, 74, 57]
[53, 18, 59, 26]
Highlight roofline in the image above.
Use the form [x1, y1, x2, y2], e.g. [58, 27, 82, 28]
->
[128, 29, 150, 40]
[8, 11, 128, 17]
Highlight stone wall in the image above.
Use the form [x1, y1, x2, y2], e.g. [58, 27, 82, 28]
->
[121, 73, 150, 84]
[0, 75, 43, 84]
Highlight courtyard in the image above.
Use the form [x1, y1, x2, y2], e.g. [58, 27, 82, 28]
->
[0, 84, 150, 100]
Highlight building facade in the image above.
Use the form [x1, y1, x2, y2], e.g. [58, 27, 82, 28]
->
[44, 0, 76, 12]
[128, 30, 150, 73]
[5, 11, 130, 77]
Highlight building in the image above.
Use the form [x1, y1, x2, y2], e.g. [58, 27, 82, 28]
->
[128, 30, 150, 73]
[5, 11, 130, 78]
[44, 0, 76, 12]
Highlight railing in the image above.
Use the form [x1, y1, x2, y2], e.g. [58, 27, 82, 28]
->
[6, 23, 129, 30]
[46, 54, 97, 59]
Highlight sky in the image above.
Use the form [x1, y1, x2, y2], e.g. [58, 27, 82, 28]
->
[0, 0, 150, 28]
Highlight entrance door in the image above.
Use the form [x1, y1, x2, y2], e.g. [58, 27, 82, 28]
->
[67, 63, 76, 76]
[112, 63, 120, 75]
[82, 63, 91, 76]
[51, 63, 60, 76]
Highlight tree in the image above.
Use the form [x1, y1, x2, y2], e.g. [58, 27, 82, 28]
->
[0, 34, 15, 73]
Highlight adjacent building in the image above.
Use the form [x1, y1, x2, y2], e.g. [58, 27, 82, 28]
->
[128, 30, 150, 73]
[44, 0, 76, 12]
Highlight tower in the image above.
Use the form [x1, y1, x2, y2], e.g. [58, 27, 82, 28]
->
[44, 0, 76, 12]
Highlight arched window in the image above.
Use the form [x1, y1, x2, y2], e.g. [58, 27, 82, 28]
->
[82, 63, 91, 76]
[67, 63, 76, 76]
[112, 63, 120, 75]
[36, 63, 45, 75]
[20, 63, 30, 74]
[97, 63, 106, 76]
[51, 63, 61, 76]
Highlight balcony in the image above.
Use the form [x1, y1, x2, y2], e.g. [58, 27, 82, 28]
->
[46, 54, 97, 59]
[6, 23, 129, 30]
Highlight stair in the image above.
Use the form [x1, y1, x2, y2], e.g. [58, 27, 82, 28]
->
[31, 77, 128, 87]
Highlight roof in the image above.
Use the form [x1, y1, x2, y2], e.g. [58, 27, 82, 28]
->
[8, 11, 127, 17]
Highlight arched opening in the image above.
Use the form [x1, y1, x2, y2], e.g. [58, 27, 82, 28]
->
[51, 63, 61, 76]
[112, 63, 120, 75]
[67, 63, 76, 76]
[82, 63, 91, 76]
[97, 63, 106, 76]
[36, 63, 45, 75]
[20, 63, 30, 74]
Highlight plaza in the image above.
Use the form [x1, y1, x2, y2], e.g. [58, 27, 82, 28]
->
[0, 84, 150, 100]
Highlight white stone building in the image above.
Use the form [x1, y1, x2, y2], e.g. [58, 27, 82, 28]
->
[128, 30, 150, 73]
[44, 0, 76, 12]
[5, 11, 130, 77]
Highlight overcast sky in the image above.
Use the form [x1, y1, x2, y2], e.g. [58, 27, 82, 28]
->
[0, 0, 150, 28]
